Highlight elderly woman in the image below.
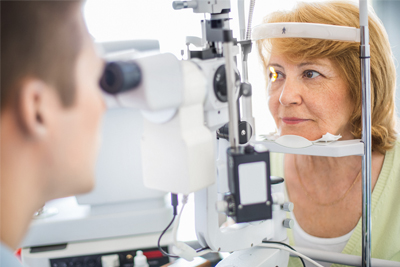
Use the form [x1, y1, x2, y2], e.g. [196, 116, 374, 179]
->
[257, 1, 399, 265]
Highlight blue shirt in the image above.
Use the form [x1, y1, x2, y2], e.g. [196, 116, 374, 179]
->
[0, 242, 22, 267]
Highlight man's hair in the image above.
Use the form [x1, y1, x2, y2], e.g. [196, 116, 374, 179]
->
[1, 0, 84, 110]
[257, 1, 397, 154]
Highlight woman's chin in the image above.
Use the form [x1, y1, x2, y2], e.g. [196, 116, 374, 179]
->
[278, 130, 323, 141]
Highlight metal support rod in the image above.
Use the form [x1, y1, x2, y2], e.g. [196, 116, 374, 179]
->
[240, 58, 255, 142]
[238, 0, 246, 41]
[201, 19, 209, 49]
[224, 41, 240, 148]
[240, 49, 253, 121]
[361, 46, 372, 267]
[245, 0, 256, 41]
[359, 0, 372, 265]
[239, 0, 256, 142]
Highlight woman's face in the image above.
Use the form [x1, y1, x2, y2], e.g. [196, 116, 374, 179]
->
[267, 54, 354, 141]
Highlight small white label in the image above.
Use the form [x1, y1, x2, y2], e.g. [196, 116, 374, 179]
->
[238, 162, 267, 205]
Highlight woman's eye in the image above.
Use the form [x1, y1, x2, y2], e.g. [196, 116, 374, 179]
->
[269, 66, 283, 82]
[303, 70, 320, 79]
[269, 71, 277, 81]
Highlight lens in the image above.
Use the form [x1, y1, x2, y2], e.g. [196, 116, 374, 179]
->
[104, 70, 116, 88]
[213, 64, 240, 102]
[100, 61, 142, 94]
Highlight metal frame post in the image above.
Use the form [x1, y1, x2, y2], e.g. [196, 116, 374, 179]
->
[359, 0, 372, 266]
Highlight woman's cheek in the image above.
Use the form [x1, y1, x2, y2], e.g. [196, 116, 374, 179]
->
[266, 81, 283, 125]
[267, 91, 280, 122]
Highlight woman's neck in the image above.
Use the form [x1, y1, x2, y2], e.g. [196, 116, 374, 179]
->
[293, 154, 362, 201]
[284, 150, 385, 237]
[298, 154, 362, 177]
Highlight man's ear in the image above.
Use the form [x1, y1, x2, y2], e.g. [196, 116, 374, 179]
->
[16, 79, 55, 139]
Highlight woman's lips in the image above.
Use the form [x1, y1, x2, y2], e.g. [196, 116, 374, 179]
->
[281, 117, 310, 125]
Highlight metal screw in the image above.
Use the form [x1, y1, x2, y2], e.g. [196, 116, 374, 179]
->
[238, 204, 243, 209]
[241, 130, 246, 136]
[266, 201, 271, 205]
[282, 202, 294, 212]
[283, 219, 294, 229]
[172, 1, 184, 9]
[216, 200, 228, 213]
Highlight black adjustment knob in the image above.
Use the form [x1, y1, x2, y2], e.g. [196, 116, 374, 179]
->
[244, 145, 255, 154]
[217, 121, 253, 145]
[240, 82, 252, 97]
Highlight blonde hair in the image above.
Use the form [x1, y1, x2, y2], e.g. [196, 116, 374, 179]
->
[257, 1, 397, 153]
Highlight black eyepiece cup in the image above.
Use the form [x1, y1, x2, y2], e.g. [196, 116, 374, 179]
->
[100, 61, 142, 94]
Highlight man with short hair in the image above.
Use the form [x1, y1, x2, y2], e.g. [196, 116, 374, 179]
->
[1, 1, 106, 265]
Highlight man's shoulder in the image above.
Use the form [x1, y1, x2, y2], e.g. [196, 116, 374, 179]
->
[0, 242, 22, 267]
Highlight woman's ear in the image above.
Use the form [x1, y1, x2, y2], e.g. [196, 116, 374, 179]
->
[17, 79, 53, 139]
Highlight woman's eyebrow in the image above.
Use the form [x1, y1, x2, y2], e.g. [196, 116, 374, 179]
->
[298, 61, 329, 68]
[268, 63, 284, 69]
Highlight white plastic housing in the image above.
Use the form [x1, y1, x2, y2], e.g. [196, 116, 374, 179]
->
[195, 139, 288, 252]
[76, 109, 165, 206]
[142, 61, 215, 194]
[22, 232, 171, 267]
[191, 58, 229, 131]
[191, 0, 230, 14]
[254, 139, 364, 157]
[252, 22, 360, 42]
[115, 53, 184, 111]
[216, 247, 289, 267]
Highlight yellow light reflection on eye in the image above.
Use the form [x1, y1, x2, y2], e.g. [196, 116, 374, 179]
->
[269, 66, 278, 82]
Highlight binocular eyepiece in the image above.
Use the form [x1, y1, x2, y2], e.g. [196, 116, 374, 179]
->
[100, 61, 142, 94]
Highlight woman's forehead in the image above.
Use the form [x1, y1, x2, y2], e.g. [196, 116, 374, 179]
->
[268, 55, 334, 69]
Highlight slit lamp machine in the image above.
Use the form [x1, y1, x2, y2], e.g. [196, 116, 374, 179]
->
[20, 0, 400, 267]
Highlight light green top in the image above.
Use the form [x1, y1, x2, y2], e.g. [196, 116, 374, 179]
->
[270, 140, 400, 267]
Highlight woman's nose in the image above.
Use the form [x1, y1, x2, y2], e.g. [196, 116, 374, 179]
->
[279, 78, 302, 106]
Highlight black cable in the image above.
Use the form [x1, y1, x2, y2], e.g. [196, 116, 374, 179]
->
[196, 247, 210, 253]
[171, 193, 178, 216]
[158, 193, 180, 258]
[157, 214, 179, 258]
[262, 241, 306, 267]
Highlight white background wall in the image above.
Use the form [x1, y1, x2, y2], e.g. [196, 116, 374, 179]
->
[372, 0, 400, 120]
